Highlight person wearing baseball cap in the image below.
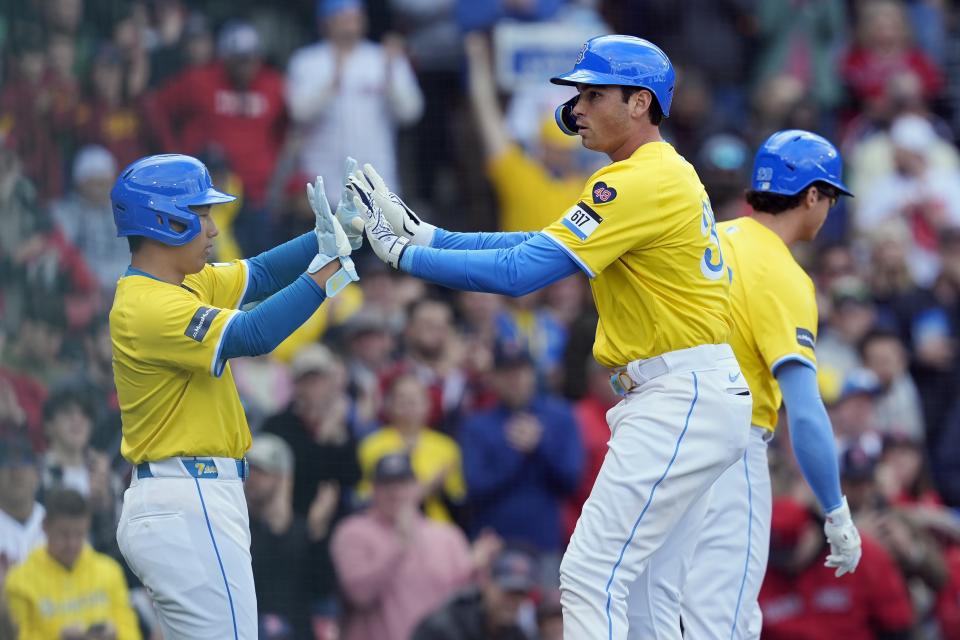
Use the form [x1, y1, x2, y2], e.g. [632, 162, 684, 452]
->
[331, 452, 481, 640]
[412, 547, 534, 640]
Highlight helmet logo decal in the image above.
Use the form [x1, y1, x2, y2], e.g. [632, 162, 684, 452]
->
[592, 181, 617, 204]
[575, 43, 587, 65]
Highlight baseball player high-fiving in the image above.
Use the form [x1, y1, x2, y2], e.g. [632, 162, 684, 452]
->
[348, 36, 753, 639]
[110, 154, 359, 639]
[671, 131, 863, 639]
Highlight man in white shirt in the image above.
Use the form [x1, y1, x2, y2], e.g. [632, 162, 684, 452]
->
[286, 0, 424, 207]
[0, 436, 45, 573]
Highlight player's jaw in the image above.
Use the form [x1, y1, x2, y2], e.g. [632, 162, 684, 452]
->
[178, 206, 219, 274]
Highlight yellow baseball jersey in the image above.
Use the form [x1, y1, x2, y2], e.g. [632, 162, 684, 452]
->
[719, 217, 818, 432]
[357, 427, 466, 523]
[542, 141, 732, 367]
[5, 545, 141, 640]
[110, 261, 252, 463]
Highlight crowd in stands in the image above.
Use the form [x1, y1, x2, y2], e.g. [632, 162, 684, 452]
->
[1, 0, 960, 638]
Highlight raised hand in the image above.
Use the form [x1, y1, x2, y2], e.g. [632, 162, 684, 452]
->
[335, 157, 364, 250]
[306, 176, 359, 296]
[349, 163, 436, 246]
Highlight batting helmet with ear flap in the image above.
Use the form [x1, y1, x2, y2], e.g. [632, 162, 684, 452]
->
[111, 154, 236, 246]
[550, 35, 675, 136]
[751, 130, 853, 197]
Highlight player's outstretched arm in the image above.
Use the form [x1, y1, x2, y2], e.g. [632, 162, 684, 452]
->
[351, 163, 535, 251]
[351, 184, 580, 296]
[218, 177, 358, 363]
[776, 361, 863, 576]
[241, 158, 362, 305]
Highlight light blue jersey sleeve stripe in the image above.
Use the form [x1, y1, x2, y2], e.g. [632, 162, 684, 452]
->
[770, 354, 816, 376]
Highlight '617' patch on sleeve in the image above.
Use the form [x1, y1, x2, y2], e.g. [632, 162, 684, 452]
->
[561, 201, 603, 241]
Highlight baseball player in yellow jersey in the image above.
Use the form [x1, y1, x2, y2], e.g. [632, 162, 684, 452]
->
[664, 131, 863, 639]
[110, 153, 362, 639]
[346, 36, 753, 639]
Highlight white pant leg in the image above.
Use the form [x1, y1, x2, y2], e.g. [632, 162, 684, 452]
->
[117, 476, 258, 640]
[625, 486, 713, 640]
[560, 365, 751, 640]
[680, 430, 772, 640]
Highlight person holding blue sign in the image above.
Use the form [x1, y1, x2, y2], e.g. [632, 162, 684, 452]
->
[347, 35, 753, 638]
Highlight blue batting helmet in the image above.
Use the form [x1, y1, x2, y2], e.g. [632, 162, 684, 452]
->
[751, 130, 853, 197]
[111, 154, 236, 246]
[551, 35, 675, 135]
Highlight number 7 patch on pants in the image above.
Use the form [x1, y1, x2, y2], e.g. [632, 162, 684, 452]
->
[562, 202, 603, 241]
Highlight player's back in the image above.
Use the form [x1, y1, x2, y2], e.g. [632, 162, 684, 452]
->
[719, 217, 818, 432]
[543, 141, 733, 367]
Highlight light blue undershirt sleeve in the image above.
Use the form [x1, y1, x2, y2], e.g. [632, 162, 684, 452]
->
[431, 228, 536, 250]
[775, 360, 844, 513]
[400, 232, 579, 296]
[241, 232, 316, 305]
[220, 274, 326, 361]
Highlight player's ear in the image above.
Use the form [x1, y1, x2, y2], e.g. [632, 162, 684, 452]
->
[631, 89, 652, 121]
[805, 186, 820, 209]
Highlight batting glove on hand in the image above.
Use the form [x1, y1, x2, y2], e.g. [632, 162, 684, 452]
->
[348, 185, 410, 270]
[823, 497, 862, 577]
[306, 176, 359, 296]
[347, 163, 436, 246]
[335, 156, 364, 250]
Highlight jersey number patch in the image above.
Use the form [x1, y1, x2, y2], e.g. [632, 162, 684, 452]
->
[562, 202, 603, 241]
[699, 200, 726, 281]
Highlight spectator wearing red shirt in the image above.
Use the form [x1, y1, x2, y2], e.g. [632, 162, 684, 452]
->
[759, 497, 914, 640]
[841, 1, 942, 117]
[74, 44, 160, 173]
[154, 21, 287, 210]
[563, 360, 618, 541]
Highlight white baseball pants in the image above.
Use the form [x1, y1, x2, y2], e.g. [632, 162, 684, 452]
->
[117, 457, 257, 640]
[560, 344, 752, 640]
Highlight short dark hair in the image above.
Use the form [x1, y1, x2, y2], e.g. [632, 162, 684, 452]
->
[745, 182, 840, 215]
[620, 86, 663, 126]
[127, 235, 144, 253]
[858, 327, 903, 360]
[44, 489, 89, 521]
[43, 388, 93, 423]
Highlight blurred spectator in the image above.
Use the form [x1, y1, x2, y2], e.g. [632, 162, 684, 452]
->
[388, 0, 461, 208]
[148, 4, 211, 86]
[563, 359, 617, 541]
[841, 0, 942, 121]
[495, 291, 568, 389]
[411, 547, 536, 640]
[456, 291, 503, 346]
[828, 369, 882, 444]
[663, 68, 724, 160]
[39, 388, 121, 554]
[0, 362, 47, 452]
[0, 29, 72, 202]
[51, 145, 128, 292]
[286, 0, 423, 208]
[459, 345, 582, 587]
[1, 297, 71, 389]
[331, 453, 495, 640]
[758, 497, 913, 639]
[261, 344, 361, 616]
[753, 0, 847, 113]
[817, 278, 876, 388]
[841, 437, 949, 618]
[155, 20, 288, 250]
[358, 374, 465, 523]
[855, 115, 960, 286]
[74, 43, 159, 172]
[245, 433, 312, 639]
[456, 0, 563, 31]
[535, 588, 562, 640]
[464, 33, 587, 232]
[877, 434, 942, 508]
[4, 489, 141, 639]
[382, 298, 473, 430]
[859, 329, 924, 441]
[73, 315, 122, 456]
[696, 133, 751, 222]
[0, 436, 45, 569]
[864, 223, 916, 307]
[342, 309, 395, 425]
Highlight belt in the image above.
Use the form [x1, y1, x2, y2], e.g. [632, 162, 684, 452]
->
[610, 344, 736, 397]
[136, 457, 248, 481]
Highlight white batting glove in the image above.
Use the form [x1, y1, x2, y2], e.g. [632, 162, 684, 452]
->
[306, 176, 358, 296]
[823, 497, 862, 577]
[349, 163, 436, 246]
[334, 156, 364, 250]
[348, 184, 410, 270]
